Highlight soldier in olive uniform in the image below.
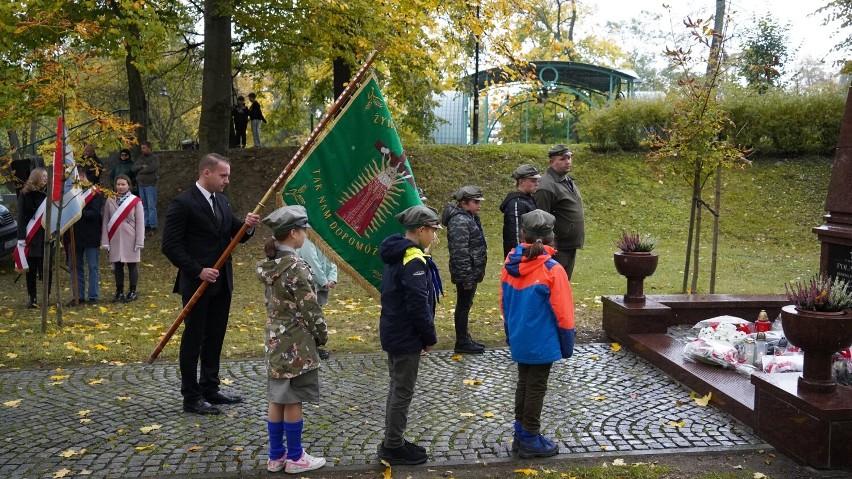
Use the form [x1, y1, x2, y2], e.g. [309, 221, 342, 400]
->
[256, 205, 327, 475]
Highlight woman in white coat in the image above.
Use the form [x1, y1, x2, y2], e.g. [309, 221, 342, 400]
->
[101, 175, 144, 302]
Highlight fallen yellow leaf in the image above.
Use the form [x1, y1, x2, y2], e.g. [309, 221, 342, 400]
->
[98, 306, 108, 313]
[78, 410, 91, 417]
[80, 418, 92, 424]
[462, 379, 483, 386]
[116, 396, 131, 401]
[482, 411, 495, 418]
[346, 335, 365, 342]
[753, 473, 767, 479]
[450, 354, 463, 361]
[94, 344, 109, 351]
[612, 458, 625, 466]
[135, 444, 155, 451]
[380, 459, 392, 479]
[6, 352, 17, 359]
[58, 448, 86, 458]
[669, 420, 686, 428]
[589, 395, 606, 401]
[514, 468, 538, 476]
[610, 343, 622, 352]
[53, 468, 72, 478]
[221, 378, 233, 385]
[589, 354, 600, 360]
[3, 399, 22, 408]
[51, 374, 70, 381]
[459, 412, 475, 417]
[690, 391, 712, 406]
[187, 445, 203, 452]
[139, 424, 162, 434]
[88, 379, 104, 385]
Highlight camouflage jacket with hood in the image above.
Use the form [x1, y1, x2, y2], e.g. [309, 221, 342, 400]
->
[441, 202, 488, 285]
[256, 248, 328, 379]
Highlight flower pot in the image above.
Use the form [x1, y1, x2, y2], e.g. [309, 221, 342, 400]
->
[780, 304, 852, 393]
[613, 252, 659, 303]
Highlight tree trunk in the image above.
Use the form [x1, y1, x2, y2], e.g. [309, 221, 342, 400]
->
[333, 56, 352, 102]
[704, 0, 726, 81]
[125, 26, 149, 147]
[6, 130, 21, 160]
[198, 0, 233, 155]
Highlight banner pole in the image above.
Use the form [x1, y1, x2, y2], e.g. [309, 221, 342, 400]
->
[146, 49, 382, 363]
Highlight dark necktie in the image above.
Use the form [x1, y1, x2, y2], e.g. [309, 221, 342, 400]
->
[563, 177, 575, 193]
[210, 194, 219, 219]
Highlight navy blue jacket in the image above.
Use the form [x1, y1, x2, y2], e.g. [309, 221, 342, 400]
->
[379, 234, 439, 355]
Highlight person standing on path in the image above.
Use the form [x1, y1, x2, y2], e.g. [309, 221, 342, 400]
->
[533, 145, 585, 280]
[132, 141, 160, 235]
[500, 164, 541, 258]
[256, 205, 328, 474]
[501, 209, 575, 459]
[101, 175, 144, 303]
[232, 96, 249, 148]
[441, 185, 487, 354]
[296, 236, 338, 360]
[161, 153, 260, 416]
[377, 205, 443, 465]
[248, 92, 267, 148]
[15, 168, 49, 309]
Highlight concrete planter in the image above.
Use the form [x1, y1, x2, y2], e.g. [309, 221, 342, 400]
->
[613, 252, 658, 303]
[780, 304, 852, 393]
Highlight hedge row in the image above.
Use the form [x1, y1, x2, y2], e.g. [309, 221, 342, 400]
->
[576, 89, 847, 156]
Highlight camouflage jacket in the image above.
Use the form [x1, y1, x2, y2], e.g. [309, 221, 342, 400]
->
[441, 203, 488, 285]
[256, 248, 328, 379]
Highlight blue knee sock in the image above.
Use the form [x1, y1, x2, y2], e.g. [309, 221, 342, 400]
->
[284, 419, 304, 460]
[514, 421, 522, 435]
[267, 421, 285, 460]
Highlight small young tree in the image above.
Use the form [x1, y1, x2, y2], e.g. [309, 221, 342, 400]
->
[737, 14, 791, 93]
[649, 1, 749, 294]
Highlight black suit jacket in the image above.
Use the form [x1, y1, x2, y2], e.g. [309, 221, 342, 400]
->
[161, 186, 253, 297]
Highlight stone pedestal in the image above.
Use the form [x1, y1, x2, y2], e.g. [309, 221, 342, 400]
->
[752, 373, 852, 469]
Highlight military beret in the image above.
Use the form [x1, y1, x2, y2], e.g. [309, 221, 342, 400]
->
[548, 144, 572, 157]
[262, 205, 311, 234]
[512, 164, 542, 180]
[522, 209, 555, 237]
[396, 205, 442, 229]
[451, 185, 484, 201]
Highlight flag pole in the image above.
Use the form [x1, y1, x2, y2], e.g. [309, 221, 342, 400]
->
[146, 49, 382, 363]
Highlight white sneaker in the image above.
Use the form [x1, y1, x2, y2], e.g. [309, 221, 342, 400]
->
[284, 450, 326, 474]
[267, 455, 286, 472]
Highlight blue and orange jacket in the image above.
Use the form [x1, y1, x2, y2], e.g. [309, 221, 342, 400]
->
[500, 244, 575, 364]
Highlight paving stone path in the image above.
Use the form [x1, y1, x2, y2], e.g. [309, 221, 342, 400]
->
[0, 344, 764, 478]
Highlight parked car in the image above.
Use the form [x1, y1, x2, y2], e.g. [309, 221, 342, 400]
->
[0, 184, 18, 258]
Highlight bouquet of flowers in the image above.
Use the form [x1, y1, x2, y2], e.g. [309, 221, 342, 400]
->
[697, 322, 748, 344]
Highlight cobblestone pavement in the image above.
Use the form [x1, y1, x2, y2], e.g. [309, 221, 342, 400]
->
[0, 344, 765, 478]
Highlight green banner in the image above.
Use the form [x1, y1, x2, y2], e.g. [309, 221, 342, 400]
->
[283, 74, 421, 294]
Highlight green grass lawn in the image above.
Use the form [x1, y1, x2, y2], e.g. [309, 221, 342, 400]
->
[0, 144, 832, 370]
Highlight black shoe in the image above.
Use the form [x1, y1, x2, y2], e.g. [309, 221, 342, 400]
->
[404, 440, 426, 453]
[318, 348, 330, 360]
[468, 335, 486, 348]
[378, 444, 428, 465]
[27, 298, 38, 309]
[183, 399, 221, 415]
[203, 391, 242, 405]
[454, 341, 485, 354]
[112, 293, 125, 303]
[88, 298, 99, 305]
[65, 299, 85, 307]
[125, 291, 138, 302]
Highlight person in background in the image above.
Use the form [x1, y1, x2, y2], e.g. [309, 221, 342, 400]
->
[256, 205, 328, 474]
[64, 186, 105, 306]
[161, 153, 260, 416]
[133, 141, 160, 235]
[533, 145, 585, 280]
[500, 209, 574, 459]
[296, 236, 338, 360]
[80, 144, 104, 186]
[248, 92, 267, 148]
[377, 205, 442, 466]
[232, 96, 249, 148]
[111, 148, 137, 194]
[441, 185, 487, 354]
[15, 168, 49, 309]
[101, 175, 144, 303]
[500, 164, 541, 258]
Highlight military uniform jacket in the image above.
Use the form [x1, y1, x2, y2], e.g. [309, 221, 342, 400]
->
[534, 166, 585, 250]
[256, 249, 328, 379]
[441, 203, 488, 285]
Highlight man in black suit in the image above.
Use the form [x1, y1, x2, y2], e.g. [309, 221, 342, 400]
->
[162, 153, 261, 415]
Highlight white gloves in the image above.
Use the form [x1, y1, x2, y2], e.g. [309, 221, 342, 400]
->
[102, 244, 110, 252]
[17, 240, 25, 248]
[135, 244, 143, 252]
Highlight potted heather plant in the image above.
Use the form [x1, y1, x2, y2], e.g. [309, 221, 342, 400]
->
[613, 231, 658, 303]
[781, 274, 852, 393]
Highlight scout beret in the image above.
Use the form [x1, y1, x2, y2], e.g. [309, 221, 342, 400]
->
[396, 205, 442, 229]
[512, 164, 542, 180]
[262, 205, 311, 234]
[451, 185, 485, 201]
[522, 209, 555, 236]
[548, 144, 572, 157]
